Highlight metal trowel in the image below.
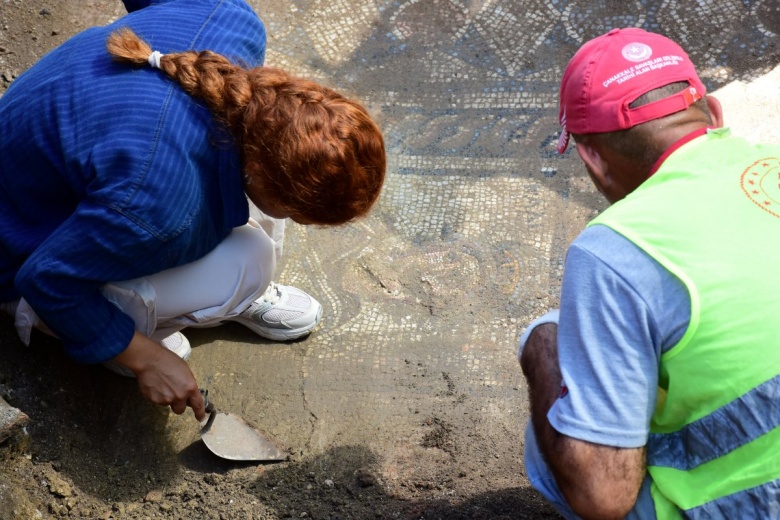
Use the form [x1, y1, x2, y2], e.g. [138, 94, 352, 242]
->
[199, 389, 287, 461]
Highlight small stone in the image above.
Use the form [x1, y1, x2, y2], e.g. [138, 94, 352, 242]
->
[46, 475, 72, 498]
[47, 502, 68, 516]
[144, 489, 163, 502]
[0, 395, 28, 444]
[354, 468, 376, 488]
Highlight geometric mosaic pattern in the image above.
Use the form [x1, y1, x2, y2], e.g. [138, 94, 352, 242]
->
[232, 0, 780, 458]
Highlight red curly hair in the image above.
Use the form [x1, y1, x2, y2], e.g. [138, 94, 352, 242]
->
[106, 27, 385, 225]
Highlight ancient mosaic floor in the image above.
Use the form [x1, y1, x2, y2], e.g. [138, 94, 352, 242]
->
[188, 0, 780, 463]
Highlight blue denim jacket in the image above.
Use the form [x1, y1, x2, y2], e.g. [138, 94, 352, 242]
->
[0, 0, 265, 362]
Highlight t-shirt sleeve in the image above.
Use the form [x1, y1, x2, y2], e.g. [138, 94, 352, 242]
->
[547, 229, 666, 448]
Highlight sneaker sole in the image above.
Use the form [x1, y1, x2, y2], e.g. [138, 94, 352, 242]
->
[231, 305, 323, 342]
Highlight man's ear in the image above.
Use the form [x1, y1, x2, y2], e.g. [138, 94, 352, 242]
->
[575, 140, 609, 187]
[705, 95, 724, 129]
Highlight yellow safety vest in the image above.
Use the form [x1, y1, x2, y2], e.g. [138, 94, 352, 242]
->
[590, 129, 780, 518]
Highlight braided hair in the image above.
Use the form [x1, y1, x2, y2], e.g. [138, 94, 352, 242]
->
[106, 27, 385, 225]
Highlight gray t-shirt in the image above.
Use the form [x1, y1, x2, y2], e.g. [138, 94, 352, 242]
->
[526, 224, 690, 519]
[548, 224, 691, 448]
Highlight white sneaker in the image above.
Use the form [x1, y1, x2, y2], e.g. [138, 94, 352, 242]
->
[103, 331, 192, 378]
[229, 282, 323, 341]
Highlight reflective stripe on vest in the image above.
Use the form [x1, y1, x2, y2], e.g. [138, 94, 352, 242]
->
[685, 478, 780, 519]
[648, 374, 780, 470]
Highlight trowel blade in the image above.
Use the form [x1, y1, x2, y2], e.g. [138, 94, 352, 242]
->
[201, 412, 287, 461]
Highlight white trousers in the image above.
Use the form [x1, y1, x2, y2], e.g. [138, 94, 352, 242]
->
[12, 208, 284, 344]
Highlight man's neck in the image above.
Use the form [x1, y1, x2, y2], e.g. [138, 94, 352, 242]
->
[648, 125, 713, 176]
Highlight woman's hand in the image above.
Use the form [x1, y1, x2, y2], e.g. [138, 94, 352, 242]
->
[112, 331, 206, 421]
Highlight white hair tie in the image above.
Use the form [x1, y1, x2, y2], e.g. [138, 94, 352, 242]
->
[147, 50, 164, 69]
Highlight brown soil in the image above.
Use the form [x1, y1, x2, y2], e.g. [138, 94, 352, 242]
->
[0, 323, 558, 519]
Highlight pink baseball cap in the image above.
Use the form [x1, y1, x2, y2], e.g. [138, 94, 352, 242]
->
[557, 28, 706, 153]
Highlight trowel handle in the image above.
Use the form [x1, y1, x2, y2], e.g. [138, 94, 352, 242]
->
[200, 388, 216, 414]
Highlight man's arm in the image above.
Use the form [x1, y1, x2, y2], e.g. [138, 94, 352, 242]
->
[520, 323, 645, 520]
